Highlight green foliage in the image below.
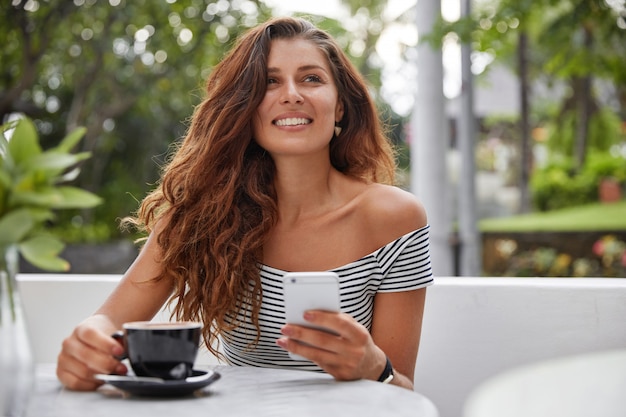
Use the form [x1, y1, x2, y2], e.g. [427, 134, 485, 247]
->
[429, 0, 626, 198]
[530, 151, 626, 211]
[452, 0, 626, 87]
[47, 220, 119, 244]
[0, 1, 279, 242]
[582, 150, 626, 183]
[1, 1, 392, 243]
[530, 162, 596, 211]
[546, 107, 624, 156]
[0, 117, 101, 270]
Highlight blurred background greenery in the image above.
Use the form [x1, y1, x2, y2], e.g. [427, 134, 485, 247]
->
[1, 0, 624, 276]
[1, 0, 410, 244]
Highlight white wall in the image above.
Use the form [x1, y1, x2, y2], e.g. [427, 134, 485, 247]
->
[17, 274, 220, 366]
[18, 274, 120, 364]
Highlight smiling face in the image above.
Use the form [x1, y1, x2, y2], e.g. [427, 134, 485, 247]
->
[252, 38, 344, 159]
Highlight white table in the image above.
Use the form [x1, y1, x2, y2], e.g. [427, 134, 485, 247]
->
[464, 349, 626, 417]
[26, 364, 439, 417]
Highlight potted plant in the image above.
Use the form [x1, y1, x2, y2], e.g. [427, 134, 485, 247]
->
[599, 177, 622, 203]
[0, 116, 101, 416]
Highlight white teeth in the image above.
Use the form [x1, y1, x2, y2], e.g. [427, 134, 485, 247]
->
[275, 117, 311, 127]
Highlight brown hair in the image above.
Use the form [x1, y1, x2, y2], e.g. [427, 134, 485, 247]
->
[130, 16, 396, 356]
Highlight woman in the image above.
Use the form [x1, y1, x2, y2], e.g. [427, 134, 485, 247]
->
[57, 16, 433, 391]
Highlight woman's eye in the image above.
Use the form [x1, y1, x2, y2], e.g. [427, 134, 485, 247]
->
[304, 74, 322, 83]
[267, 78, 277, 84]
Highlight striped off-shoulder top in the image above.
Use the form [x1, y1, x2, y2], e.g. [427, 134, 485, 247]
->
[221, 225, 434, 370]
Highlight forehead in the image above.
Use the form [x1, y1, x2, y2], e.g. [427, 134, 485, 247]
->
[267, 38, 330, 69]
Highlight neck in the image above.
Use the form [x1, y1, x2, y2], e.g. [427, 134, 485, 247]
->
[272, 156, 342, 224]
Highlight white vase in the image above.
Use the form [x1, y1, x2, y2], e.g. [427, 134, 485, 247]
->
[0, 245, 34, 417]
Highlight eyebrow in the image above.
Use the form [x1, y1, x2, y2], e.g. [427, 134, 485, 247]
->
[267, 64, 328, 74]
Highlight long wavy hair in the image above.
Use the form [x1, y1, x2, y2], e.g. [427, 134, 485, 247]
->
[129, 16, 397, 356]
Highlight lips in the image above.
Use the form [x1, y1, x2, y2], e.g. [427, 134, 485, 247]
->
[273, 117, 312, 127]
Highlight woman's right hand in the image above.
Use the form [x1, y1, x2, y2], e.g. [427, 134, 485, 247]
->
[56, 314, 128, 391]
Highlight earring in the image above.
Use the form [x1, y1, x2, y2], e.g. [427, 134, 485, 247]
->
[334, 123, 342, 137]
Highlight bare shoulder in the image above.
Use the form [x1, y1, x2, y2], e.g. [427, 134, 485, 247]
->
[359, 183, 427, 245]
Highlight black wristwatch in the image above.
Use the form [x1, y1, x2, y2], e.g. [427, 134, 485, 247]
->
[377, 356, 394, 384]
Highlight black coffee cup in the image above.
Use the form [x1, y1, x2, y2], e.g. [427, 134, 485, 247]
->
[113, 321, 202, 380]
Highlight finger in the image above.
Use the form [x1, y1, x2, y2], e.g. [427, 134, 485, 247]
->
[75, 325, 125, 358]
[303, 311, 368, 343]
[276, 337, 362, 381]
[62, 332, 124, 376]
[280, 324, 344, 355]
[279, 324, 355, 370]
[56, 351, 105, 391]
[276, 336, 338, 364]
[56, 370, 102, 391]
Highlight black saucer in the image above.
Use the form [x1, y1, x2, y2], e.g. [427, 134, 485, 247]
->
[96, 369, 221, 397]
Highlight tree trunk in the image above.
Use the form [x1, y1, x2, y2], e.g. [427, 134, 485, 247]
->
[517, 31, 532, 214]
[573, 75, 592, 171]
[573, 26, 594, 171]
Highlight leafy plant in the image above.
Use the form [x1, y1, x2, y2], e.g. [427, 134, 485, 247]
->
[0, 117, 102, 271]
[583, 151, 626, 183]
[530, 162, 596, 211]
[530, 150, 626, 211]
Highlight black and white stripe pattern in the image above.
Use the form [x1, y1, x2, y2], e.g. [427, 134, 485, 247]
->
[221, 225, 434, 371]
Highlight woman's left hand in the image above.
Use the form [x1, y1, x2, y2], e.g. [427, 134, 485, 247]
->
[276, 310, 387, 381]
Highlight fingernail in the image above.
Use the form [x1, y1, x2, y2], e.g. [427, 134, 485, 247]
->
[281, 326, 293, 336]
[303, 311, 314, 320]
[276, 338, 288, 348]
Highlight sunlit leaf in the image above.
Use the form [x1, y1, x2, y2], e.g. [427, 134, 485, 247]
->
[54, 126, 87, 153]
[12, 172, 39, 194]
[1, 119, 19, 170]
[0, 125, 11, 159]
[10, 186, 63, 207]
[0, 170, 11, 189]
[49, 186, 102, 209]
[23, 152, 90, 175]
[7, 118, 42, 164]
[19, 235, 69, 272]
[26, 207, 56, 223]
[0, 209, 35, 245]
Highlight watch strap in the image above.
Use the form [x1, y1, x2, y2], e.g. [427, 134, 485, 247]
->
[377, 356, 394, 384]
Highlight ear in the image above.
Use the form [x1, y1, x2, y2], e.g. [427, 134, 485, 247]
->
[335, 100, 344, 124]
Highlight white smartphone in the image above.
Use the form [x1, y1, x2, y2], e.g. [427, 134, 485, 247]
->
[283, 271, 340, 360]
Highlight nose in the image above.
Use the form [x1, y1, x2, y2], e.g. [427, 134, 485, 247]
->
[280, 80, 303, 104]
